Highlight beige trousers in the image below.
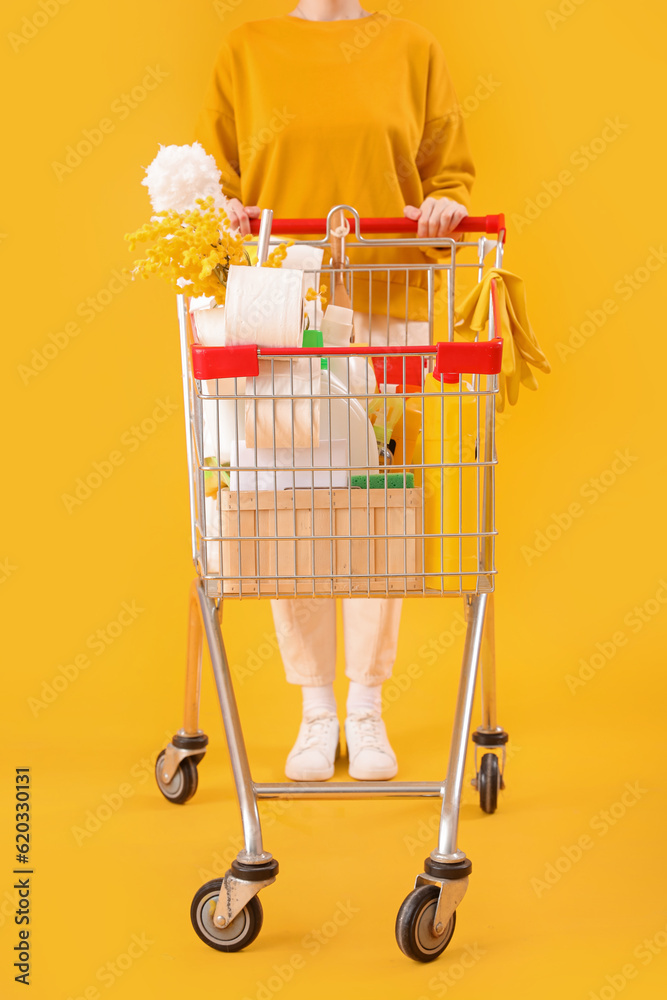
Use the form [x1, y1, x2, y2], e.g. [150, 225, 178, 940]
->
[270, 598, 403, 686]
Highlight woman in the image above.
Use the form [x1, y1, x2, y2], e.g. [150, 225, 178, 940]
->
[196, 0, 474, 782]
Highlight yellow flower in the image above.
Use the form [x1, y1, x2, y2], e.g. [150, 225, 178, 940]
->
[125, 197, 289, 303]
[305, 283, 329, 311]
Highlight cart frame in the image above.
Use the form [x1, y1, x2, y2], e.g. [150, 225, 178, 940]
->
[157, 206, 510, 960]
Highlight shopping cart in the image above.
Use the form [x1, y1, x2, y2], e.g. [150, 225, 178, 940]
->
[155, 206, 510, 962]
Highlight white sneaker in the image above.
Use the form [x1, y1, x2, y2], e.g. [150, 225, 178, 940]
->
[285, 712, 340, 781]
[345, 711, 398, 780]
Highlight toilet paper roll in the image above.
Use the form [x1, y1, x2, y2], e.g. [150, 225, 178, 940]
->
[224, 265, 304, 347]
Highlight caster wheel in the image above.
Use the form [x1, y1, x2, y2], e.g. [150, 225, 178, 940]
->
[395, 885, 456, 963]
[478, 752, 499, 814]
[191, 879, 263, 952]
[155, 750, 198, 804]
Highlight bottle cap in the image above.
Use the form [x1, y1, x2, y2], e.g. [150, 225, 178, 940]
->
[301, 330, 328, 369]
[324, 304, 353, 323]
[322, 304, 353, 346]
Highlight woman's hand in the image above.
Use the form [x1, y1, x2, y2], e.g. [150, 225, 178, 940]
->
[225, 199, 261, 236]
[404, 197, 468, 238]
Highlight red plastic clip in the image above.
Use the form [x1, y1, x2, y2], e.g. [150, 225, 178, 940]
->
[191, 344, 260, 380]
[433, 339, 503, 383]
[371, 355, 426, 389]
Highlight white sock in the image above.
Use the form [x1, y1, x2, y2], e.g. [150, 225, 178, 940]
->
[302, 684, 337, 716]
[346, 681, 383, 716]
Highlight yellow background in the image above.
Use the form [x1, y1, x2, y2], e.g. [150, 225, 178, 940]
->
[2, 0, 666, 996]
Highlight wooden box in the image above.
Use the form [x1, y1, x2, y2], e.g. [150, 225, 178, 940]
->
[214, 488, 423, 596]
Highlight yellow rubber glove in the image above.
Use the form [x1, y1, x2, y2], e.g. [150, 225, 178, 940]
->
[454, 269, 550, 410]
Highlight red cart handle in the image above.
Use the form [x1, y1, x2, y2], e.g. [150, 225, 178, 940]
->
[249, 214, 506, 239]
[191, 340, 503, 382]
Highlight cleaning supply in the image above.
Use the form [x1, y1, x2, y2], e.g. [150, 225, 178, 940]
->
[454, 268, 550, 410]
[350, 473, 414, 489]
[392, 396, 423, 471]
[423, 374, 478, 592]
[319, 368, 379, 473]
[245, 357, 321, 450]
[204, 457, 230, 497]
[302, 329, 328, 368]
[322, 303, 353, 344]
[411, 431, 423, 487]
[322, 305, 378, 400]
[375, 437, 395, 467]
[368, 394, 403, 466]
[232, 367, 379, 491]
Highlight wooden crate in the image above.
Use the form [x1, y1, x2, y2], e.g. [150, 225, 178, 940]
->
[216, 488, 423, 596]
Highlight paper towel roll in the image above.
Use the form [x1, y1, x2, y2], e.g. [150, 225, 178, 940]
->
[193, 305, 226, 347]
[224, 265, 304, 347]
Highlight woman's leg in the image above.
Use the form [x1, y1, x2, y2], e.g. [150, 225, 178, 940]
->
[270, 598, 340, 780]
[342, 598, 402, 780]
[342, 316, 428, 778]
[341, 597, 403, 686]
[270, 598, 337, 686]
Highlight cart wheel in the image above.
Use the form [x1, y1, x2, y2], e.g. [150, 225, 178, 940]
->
[191, 879, 263, 952]
[154, 750, 198, 804]
[395, 885, 456, 963]
[478, 752, 499, 814]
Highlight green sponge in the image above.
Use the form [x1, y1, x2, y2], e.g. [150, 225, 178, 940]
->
[350, 473, 414, 489]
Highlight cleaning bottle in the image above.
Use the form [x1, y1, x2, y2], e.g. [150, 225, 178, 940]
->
[302, 329, 379, 477]
[392, 395, 423, 473]
[368, 393, 403, 466]
[423, 374, 478, 592]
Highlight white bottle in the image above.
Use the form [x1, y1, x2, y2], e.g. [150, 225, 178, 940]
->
[318, 368, 379, 476]
[322, 305, 378, 401]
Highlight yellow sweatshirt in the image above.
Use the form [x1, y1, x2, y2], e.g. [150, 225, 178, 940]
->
[195, 13, 475, 321]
